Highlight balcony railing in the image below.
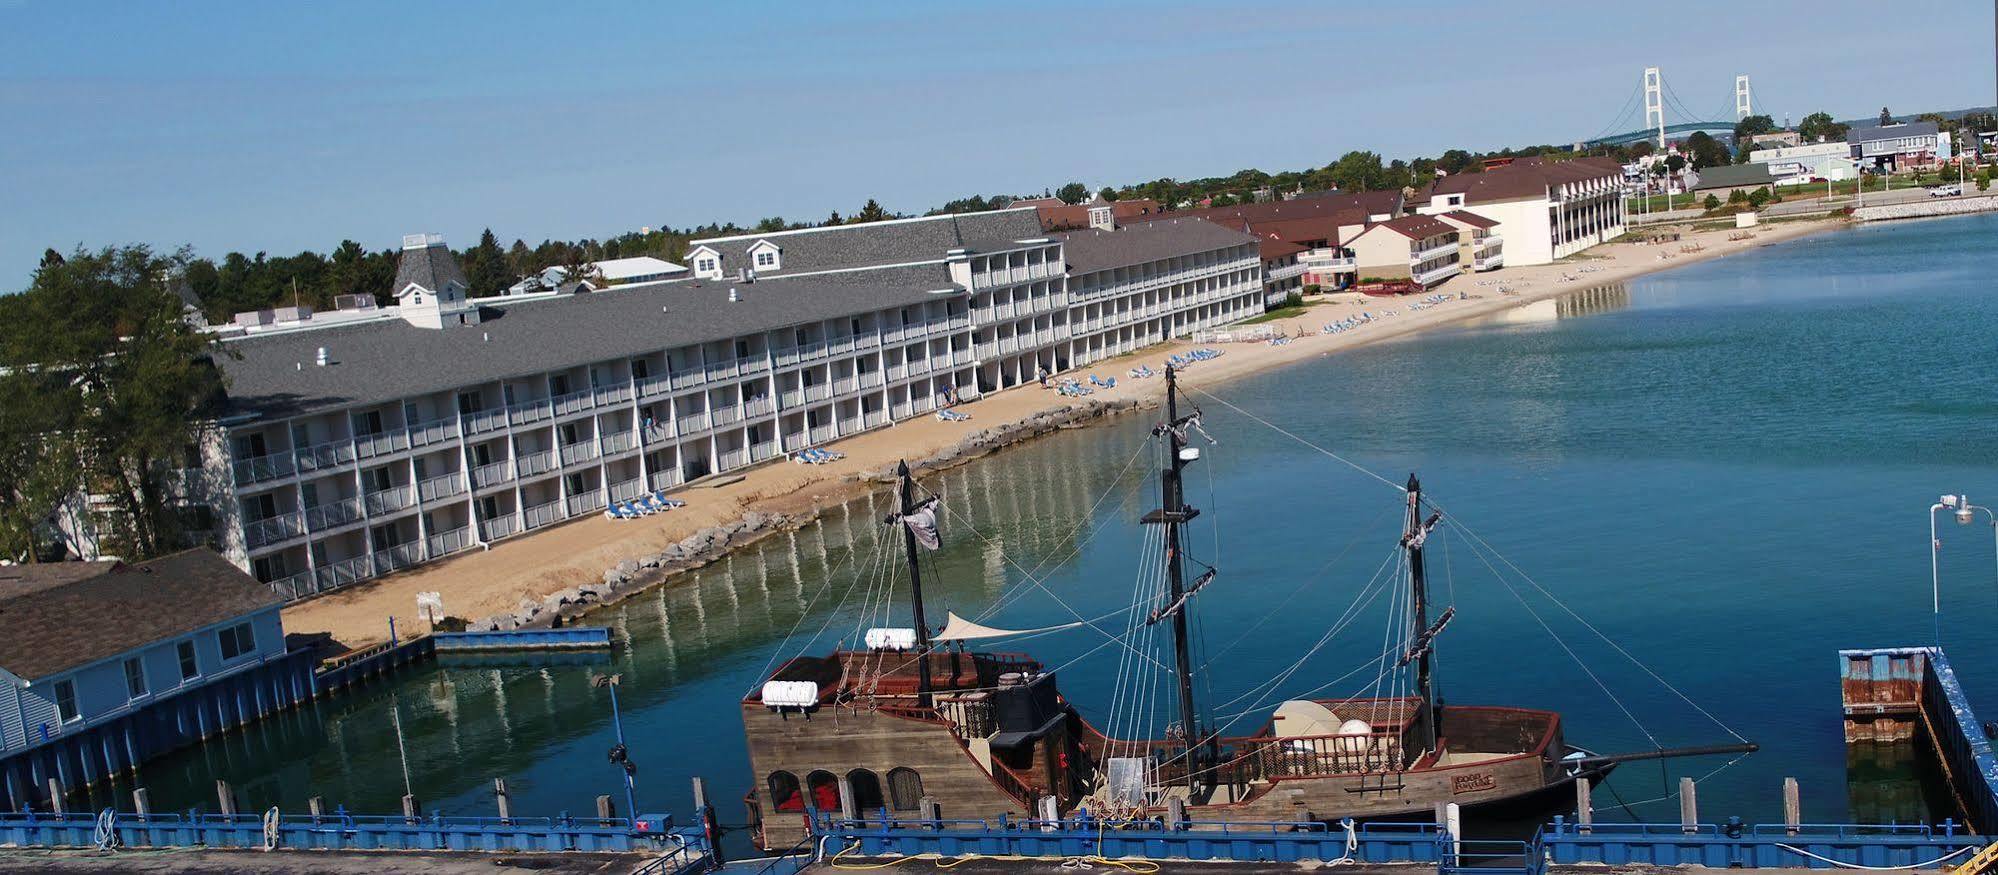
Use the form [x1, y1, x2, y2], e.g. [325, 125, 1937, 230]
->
[408, 416, 456, 448]
[565, 490, 606, 516]
[244, 512, 304, 549]
[711, 406, 743, 427]
[371, 543, 423, 574]
[551, 388, 595, 417]
[293, 440, 356, 475]
[418, 473, 465, 503]
[508, 397, 553, 427]
[637, 373, 674, 399]
[648, 469, 683, 491]
[609, 477, 647, 503]
[516, 449, 556, 477]
[676, 412, 711, 434]
[304, 498, 363, 531]
[717, 447, 747, 470]
[425, 525, 472, 557]
[602, 431, 636, 455]
[482, 513, 522, 540]
[354, 431, 410, 460]
[311, 554, 372, 593]
[803, 384, 832, 403]
[749, 440, 777, 462]
[364, 485, 415, 515]
[523, 500, 562, 530]
[561, 440, 600, 465]
[809, 425, 835, 445]
[233, 452, 295, 486]
[744, 396, 775, 417]
[471, 459, 514, 488]
[593, 383, 633, 406]
[463, 408, 508, 435]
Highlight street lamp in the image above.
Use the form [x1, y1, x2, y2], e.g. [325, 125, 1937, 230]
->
[1928, 493, 1998, 643]
[592, 673, 640, 825]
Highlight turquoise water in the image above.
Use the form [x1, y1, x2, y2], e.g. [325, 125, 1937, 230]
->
[126, 213, 1998, 839]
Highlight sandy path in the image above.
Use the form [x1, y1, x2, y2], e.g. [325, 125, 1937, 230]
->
[284, 217, 1844, 649]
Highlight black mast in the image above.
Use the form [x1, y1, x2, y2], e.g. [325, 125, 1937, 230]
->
[1400, 474, 1447, 758]
[897, 460, 934, 705]
[1146, 365, 1214, 789]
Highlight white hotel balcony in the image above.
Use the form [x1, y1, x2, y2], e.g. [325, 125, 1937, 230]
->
[1266, 262, 1309, 282]
[1410, 260, 1462, 287]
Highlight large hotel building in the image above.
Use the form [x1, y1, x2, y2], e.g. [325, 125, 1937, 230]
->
[173, 208, 1261, 598]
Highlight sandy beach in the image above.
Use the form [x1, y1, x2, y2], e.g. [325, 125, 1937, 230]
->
[283, 216, 1845, 648]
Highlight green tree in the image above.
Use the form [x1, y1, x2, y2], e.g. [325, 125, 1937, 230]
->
[1879, 107, 1894, 126]
[38, 248, 65, 271]
[1097, 187, 1119, 202]
[0, 245, 230, 559]
[1703, 193, 1722, 211]
[853, 199, 891, 223]
[1746, 187, 1770, 208]
[1055, 182, 1090, 205]
[462, 228, 510, 297]
[1665, 154, 1687, 175]
[1732, 114, 1776, 162]
[1325, 150, 1387, 192]
[754, 217, 789, 233]
[1683, 131, 1729, 169]
[824, 210, 844, 226]
[1798, 112, 1849, 143]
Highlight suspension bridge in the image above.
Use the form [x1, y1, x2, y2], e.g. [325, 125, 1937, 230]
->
[1582, 67, 1758, 148]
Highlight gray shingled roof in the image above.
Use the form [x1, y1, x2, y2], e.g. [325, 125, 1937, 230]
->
[0, 548, 281, 681]
[688, 209, 1046, 277]
[1847, 121, 1938, 145]
[1687, 163, 1779, 191]
[1055, 217, 1259, 275]
[393, 242, 470, 294]
[217, 264, 963, 419]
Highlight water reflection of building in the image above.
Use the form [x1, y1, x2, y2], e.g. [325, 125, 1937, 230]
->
[1486, 283, 1631, 326]
[126, 426, 1127, 820]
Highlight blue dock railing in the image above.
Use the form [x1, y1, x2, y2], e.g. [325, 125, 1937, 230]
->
[806, 811, 1984, 871]
[0, 807, 710, 858]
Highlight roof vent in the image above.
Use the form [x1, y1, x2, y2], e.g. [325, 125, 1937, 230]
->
[728, 288, 738, 303]
[314, 347, 329, 367]
[482, 332, 490, 342]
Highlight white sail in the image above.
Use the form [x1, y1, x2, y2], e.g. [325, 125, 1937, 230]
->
[932, 611, 1082, 642]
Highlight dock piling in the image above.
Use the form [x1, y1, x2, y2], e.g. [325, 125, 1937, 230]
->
[402, 794, 419, 822]
[47, 779, 63, 815]
[1444, 802, 1463, 857]
[919, 796, 940, 826]
[495, 778, 512, 822]
[1576, 778, 1593, 834]
[216, 780, 236, 817]
[1679, 777, 1697, 833]
[133, 788, 150, 818]
[308, 797, 324, 821]
[1783, 777, 1801, 836]
[1166, 796, 1187, 830]
[597, 795, 615, 822]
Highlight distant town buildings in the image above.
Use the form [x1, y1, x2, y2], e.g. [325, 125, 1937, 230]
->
[1418, 157, 1626, 266]
[1846, 121, 1952, 171]
[1747, 141, 1858, 183]
[1345, 215, 1462, 287]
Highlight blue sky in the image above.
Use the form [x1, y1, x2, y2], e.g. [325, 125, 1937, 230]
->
[2, 0, 1990, 287]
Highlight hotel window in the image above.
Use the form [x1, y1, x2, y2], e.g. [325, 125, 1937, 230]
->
[755, 251, 776, 268]
[697, 258, 716, 273]
[177, 640, 199, 680]
[218, 621, 256, 661]
[53, 680, 80, 723]
[124, 658, 147, 699]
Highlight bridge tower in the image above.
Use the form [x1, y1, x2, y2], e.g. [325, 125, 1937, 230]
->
[1735, 75, 1753, 121]
[1644, 67, 1665, 148]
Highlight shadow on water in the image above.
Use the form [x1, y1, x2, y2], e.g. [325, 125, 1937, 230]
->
[119, 213, 1998, 846]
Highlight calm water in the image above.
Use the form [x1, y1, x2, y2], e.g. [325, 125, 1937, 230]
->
[126, 213, 1998, 839]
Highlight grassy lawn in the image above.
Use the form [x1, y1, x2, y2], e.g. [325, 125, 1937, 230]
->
[1240, 301, 1324, 324]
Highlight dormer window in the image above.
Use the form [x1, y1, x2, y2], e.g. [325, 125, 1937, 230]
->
[747, 240, 782, 271]
[688, 246, 724, 279]
[756, 251, 776, 268]
[697, 258, 716, 272]
[412, 292, 424, 304]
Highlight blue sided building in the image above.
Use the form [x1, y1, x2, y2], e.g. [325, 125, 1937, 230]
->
[0, 548, 319, 812]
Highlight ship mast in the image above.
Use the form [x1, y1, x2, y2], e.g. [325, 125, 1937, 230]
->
[897, 460, 934, 705]
[1146, 365, 1216, 789]
[1400, 474, 1448, 758]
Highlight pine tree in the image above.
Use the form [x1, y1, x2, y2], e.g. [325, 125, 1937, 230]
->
[463, 228, 510, 296]
[854, 199, 890, 223]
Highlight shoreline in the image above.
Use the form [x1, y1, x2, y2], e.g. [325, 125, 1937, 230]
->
[282, 215, 1850, 649]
